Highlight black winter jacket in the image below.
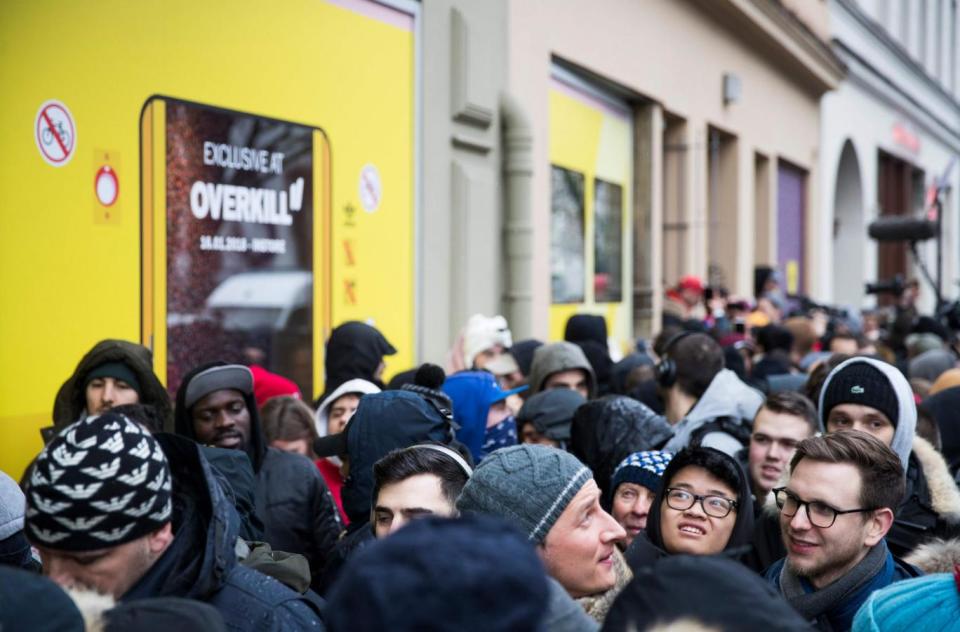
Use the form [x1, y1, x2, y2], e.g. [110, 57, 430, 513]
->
[123, 434, 323, 630]
[174, 362, 342, 590]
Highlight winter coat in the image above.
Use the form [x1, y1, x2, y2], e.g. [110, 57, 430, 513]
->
[322, 321, 396, 397]
[888, 436, 960, 558]
[920, 385, 960, 476]
[624, 447, 755, 572]
[123, 433, 323, 630]
[569, 396, 673, 506]
[174, 362, 342, 591]
[528, 342, 597, 398]
[52, 339, 173, 431]
[663, 369, 764, 456]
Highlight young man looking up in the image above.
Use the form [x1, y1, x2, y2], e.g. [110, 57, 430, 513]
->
[457, 444, 627, 625]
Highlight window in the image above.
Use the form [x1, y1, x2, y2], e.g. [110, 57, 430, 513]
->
[594, 179, 623, 302]
[551, 165, 586, 303]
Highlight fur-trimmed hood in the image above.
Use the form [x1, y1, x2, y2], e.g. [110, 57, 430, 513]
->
[903, 536, 960, 573]
[911, 435, 960, 518]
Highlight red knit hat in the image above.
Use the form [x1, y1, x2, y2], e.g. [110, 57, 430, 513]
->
[250, 365, 301, 408]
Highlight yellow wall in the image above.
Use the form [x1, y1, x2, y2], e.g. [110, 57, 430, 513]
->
[0, 0, 416, 478]
[548, 82, 633, 350]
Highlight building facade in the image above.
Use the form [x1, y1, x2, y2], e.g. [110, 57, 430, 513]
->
[820, 0, 960, 312]
[419, 0, 843, 361]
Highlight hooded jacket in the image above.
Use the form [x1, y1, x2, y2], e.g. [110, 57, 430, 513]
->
[315, 391, 457, 593]
[313, 379, 381, 440]
[817, 357, 960, 557]
[322, 321, 396, 397]
[624, 447, 755, 573]
[339, 390, 456, 524]
[174, 362, 342, 590]
[528, 342, 597, 398]
[663, 369, 764, 456]
[569, 396, 673, 507]
[123, 433, 322, 630]
[52, 340, 173, 431]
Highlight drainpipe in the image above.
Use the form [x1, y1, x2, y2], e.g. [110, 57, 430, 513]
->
[500, 92, 534, 339]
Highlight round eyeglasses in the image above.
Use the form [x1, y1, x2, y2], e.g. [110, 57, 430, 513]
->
[772, 487, 876, 528]
[663, 488, 737, 518]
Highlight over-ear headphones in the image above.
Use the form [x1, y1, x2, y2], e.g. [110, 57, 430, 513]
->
[655, 331, 695, 388]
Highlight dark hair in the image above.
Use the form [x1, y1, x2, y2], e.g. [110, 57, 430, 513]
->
[757, 391, 818, 435]
[663, 447, 744, 502]
[260, 396, 317, 444]
[755, 325, 794, 354]
[672, 334, 724, 399]
[372, 444, 470, 508]
[803, 353, 852, 405]
[790, 431, 904, 511]
[109, 404, 164, 434]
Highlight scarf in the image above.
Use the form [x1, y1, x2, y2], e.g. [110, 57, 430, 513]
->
[576, 548, 633, 625]
[779, 541, 894, 631]
[482, 416, 517, 457]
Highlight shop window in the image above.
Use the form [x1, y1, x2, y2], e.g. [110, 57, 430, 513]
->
[594, 178, 623, 302]
[551, 165, 585, 303]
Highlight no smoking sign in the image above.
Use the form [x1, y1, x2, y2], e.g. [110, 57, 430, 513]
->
[35, 99, 76, 167]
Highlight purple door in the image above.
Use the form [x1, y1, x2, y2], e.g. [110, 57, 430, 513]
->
[777, 163, 806, 295]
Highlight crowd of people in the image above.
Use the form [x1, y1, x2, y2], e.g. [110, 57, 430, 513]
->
[2, 274, 960, 631]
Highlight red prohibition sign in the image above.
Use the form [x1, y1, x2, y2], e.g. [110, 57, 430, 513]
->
[95, 165, 119, 206]
[35, 100, 76, 167]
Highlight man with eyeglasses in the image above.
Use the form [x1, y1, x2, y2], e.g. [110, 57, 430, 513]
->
[765, 431, 921, 631]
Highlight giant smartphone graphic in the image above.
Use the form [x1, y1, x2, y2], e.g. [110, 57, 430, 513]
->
[141, 97, 331, 398]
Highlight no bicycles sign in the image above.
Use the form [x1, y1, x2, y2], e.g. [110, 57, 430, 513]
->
[35, 99, 76, 167]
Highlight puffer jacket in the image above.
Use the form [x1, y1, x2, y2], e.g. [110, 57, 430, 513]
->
[123, 433, 323, 630]
[52, 339, 173, 431]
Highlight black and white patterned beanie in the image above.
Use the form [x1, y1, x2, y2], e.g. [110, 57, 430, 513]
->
[25, 412, 172, 551]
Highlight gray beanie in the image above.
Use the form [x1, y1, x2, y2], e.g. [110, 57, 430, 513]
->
[456, 444, 591, 544]
[0, 470, 25, 540]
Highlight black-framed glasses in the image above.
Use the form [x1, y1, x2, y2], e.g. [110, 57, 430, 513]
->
[663, 488, 738, 518]
[772, 487, 876, 528]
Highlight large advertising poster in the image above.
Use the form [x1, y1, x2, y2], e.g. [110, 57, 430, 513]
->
[164, 100, 315, 396]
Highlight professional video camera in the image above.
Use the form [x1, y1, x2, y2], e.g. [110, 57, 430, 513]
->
[864, 275, 906, 297]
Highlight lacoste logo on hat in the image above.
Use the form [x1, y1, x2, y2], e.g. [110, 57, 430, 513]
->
[851, 385, 865, 394]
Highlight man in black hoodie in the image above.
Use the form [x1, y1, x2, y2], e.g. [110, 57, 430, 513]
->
[174, 363, 341, 590]
[624, 447, 755, 572]
[322, 321, 396, 398]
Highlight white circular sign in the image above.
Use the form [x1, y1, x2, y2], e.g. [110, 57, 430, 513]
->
[35, 99, 76, 167]
[358, 164, 382, 213]
[95, 165, 119, 206]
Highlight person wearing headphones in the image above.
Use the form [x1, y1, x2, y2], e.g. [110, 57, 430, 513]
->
[370, 444, 473, 539]
[655, 332, 763, 457]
